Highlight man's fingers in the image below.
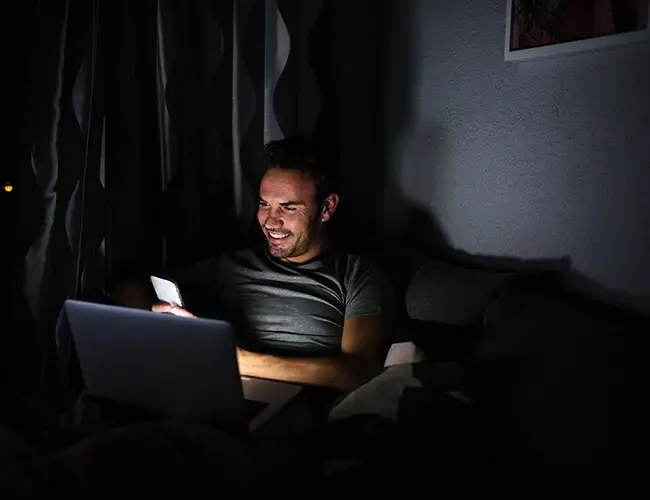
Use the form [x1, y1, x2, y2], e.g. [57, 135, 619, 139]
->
[152, 303, 173, 313]
[170, 307, 196, 318]
[151, 303, 196, 318]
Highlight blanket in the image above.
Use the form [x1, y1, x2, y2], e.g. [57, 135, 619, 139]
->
[0, 394, 315, 500]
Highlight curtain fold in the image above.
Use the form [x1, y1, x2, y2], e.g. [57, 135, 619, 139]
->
[9, 0, 382, 396]
[9, 0, 103, 396]
[107, 0, 242, 272]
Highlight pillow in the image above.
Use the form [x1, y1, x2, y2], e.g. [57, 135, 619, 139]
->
[405, 259, 514, 325]
[383, 342, 427, 367]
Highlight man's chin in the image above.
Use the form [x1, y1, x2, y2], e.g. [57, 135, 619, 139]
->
[267, 243, 292, 258]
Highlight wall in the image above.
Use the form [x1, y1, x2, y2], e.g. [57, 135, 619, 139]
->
[379, 0, 650, 314]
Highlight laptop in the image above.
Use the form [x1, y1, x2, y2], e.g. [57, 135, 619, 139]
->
[58, 300, 301, 432]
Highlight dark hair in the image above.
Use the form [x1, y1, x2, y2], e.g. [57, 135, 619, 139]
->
[262, 136, 338, 206]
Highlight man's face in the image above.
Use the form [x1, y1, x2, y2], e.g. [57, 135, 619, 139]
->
[257, 167, 336, 263]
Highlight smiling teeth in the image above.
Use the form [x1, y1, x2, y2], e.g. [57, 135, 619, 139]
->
[269, 232, 289, 239]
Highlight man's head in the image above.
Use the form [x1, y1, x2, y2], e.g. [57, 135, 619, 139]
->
[257, 136, 339, 263]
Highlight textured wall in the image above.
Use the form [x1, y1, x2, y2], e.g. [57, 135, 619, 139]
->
[380, 0, 650, 313]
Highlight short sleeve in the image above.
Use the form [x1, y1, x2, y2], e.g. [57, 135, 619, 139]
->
[344, 256, 395, 321]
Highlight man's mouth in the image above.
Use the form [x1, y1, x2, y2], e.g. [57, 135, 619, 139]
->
[266, 230, 291, 240]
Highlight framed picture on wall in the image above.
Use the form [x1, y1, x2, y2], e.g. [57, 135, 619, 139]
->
[505, 0, 650, 61]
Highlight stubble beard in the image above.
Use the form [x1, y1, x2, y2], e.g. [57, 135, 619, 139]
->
[267, 215, 323, 260]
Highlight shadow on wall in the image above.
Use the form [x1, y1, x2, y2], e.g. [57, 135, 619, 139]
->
[395, 198, 650, 321]
[372, 0, 649, 319]
[374, 1, 576, 304]
[376, 0, 421, 242]
[374, 0, 570, 279]
[398, 199, 572, 273]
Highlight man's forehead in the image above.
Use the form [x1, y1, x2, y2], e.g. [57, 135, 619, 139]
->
[260, 168, 316, 197]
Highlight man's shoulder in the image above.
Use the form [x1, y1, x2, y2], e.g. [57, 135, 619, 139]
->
[334, 251, 389, 286]
[335, 251, 395, 318]
[338, 251, 381, 272]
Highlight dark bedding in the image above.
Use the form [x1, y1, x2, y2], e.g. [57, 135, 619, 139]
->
[0, 393, 315, 500]
[1, 421, 295, 500]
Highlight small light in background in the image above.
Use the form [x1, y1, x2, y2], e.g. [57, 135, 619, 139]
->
[3, 183, 13, 193]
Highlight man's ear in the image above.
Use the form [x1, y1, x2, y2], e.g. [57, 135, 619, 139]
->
[321, 194, 339, 222]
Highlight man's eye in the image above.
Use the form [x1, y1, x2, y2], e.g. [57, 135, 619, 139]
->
[259, 202, 269, 209]
[283, 206, 296, 212]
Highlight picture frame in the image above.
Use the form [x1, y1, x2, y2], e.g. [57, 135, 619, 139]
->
[504, 0, 650, 61]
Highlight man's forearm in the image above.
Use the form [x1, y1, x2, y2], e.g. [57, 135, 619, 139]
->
[236, 348, 376, 392]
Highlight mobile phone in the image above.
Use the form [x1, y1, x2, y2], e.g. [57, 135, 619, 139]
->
[150, 275, 184, 308]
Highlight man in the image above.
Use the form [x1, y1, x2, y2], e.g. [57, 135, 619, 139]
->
[114, 136, 393, 392]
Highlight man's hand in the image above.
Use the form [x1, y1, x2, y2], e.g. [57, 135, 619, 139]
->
[151, 303, 197, 318]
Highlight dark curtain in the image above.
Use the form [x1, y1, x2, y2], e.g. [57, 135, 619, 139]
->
[7, 0, 381, 398]
[107, 0, 240, 273]
[105, 0, 343, 271]
[8, 0, 104, 398]
[0, 1, 35, 395]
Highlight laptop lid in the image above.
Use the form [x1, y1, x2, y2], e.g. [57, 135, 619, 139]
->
[62, 300, 245, 424]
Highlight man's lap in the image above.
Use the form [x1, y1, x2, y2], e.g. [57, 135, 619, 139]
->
[0, 390, 319, 499]
[1, 421, 286, 499]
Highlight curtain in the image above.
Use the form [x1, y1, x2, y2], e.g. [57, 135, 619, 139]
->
[7, 0, 357, 398]
[8, 0, 104, 398]
[106, 0, 339, 271]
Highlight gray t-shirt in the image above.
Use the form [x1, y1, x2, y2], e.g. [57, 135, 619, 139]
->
[175, 248, 394, 356]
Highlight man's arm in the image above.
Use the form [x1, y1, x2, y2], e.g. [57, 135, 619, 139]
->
[151, 305, 388, 391]
[236, 314, 388, 392]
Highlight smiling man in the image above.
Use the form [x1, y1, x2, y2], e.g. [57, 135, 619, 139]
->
[116, 137, 394, 392]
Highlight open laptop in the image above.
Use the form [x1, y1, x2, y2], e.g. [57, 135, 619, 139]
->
[59, 300, 301, 432]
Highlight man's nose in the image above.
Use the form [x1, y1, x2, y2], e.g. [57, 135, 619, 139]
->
[263, 210, 283, 229]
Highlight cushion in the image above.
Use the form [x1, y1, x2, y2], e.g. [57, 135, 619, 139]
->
[363, 246, 428, 324]
[464, 290, 646, 497]
[405, 259, 514, 325]
[383, 342, 427, 367]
